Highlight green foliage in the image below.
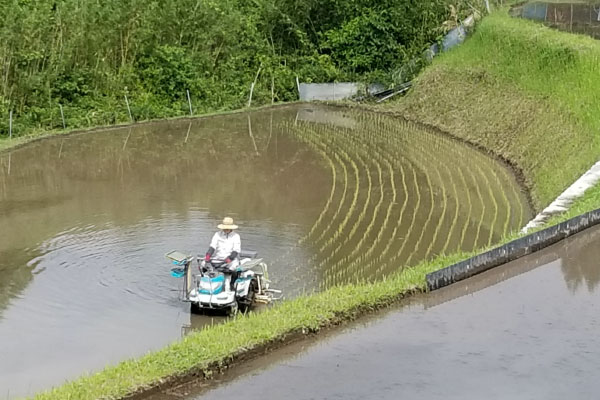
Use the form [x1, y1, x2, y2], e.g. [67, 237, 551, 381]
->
[137, 45, 197, 100]
[0, 0, 467, 138]
[321, 0, 455, 74]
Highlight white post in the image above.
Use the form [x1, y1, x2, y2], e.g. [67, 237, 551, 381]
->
[271, 75, 275, 105]
[186, 89, 193, 116]
[247, 65, 262, 108]
[484, 0, 490, 13]
[124, 94, 133, 122]
[9, 110, 12, 139]
[59, 104, 66, 129]
[296, 76, 301, 99]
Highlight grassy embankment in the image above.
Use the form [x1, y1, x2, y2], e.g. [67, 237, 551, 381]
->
[31, 10, 600, 400]
[381, 11, 600, 212]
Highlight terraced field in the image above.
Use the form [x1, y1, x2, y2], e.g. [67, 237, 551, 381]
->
[0, 105, 534, 398]
[281, 107, 532, 290]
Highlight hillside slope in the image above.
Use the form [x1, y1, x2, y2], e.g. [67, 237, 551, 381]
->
[382, 11, 600, 210]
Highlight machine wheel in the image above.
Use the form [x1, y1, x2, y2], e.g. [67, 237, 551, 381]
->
[190, 302, 202, 314]
[239, 279, 258, 314]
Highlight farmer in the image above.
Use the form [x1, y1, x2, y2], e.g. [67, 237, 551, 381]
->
[203, 217, 241, 289]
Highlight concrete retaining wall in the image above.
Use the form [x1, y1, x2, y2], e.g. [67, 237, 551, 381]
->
[298, 83, 360, 101]
[426, 208, 600, 291]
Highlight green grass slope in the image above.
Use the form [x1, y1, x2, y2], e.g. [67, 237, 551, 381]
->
[383, 11, 600, 210]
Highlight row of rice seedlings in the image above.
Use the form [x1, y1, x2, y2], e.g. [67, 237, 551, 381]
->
[318, 151, 372, 268]
[334, 152, 384, 267]
[273, 123, 348, 281]
[475, 161, 500, 247]
[440, 163, 462, 255]
[423, 125, 520, 240]
[281, 121, 380, 288]
[282, 109, 529, 288]
[269, 135, 339, 270]
[318, 146, 361, 253]
[318, 125, 396, 285]
[299, 123, 381, 286]
[363, 113, 507, 281]
[317, 122, 405, 283]
[372, 118, 443, 269]
[489, 162, 512, 238]
[321, 114, 442, 283]
[311, 143, 351, 247]
[298, 143, 338, 245]
[424, 166, 450, 257]
[456, 165, 474, 247]
[500, 161, 526, 231]
[372, 115, 495, 266]
[324, 117, 438, 283]
[376, 115, 503, 250]
[372, 161, 406, 278]
[289, 120, 390, 287]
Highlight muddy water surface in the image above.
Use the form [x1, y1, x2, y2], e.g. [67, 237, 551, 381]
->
[0, 105, 530, 397]
[170, 225, 600, 400]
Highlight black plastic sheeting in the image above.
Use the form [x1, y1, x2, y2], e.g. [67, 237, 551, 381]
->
[426, 208, 600, 291]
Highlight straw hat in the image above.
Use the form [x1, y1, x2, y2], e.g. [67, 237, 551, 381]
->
[218, 217, 238, 230]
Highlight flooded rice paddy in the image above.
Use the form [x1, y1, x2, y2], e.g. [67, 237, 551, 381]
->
[163, 224, 600, 400]
[0, 105, 531, 397]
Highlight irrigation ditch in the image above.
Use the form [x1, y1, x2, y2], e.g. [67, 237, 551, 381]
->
[427, 207, 600, 290]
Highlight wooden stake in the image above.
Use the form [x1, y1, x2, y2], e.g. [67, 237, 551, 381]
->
[124, 94, 133, 122]
[59, 104, 66, 129]
[271, 75, 275, 105]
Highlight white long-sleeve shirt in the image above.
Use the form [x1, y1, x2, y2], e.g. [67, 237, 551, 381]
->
[209, 231, 241, 261]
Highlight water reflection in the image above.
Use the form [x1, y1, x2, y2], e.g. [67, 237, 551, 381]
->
[561, 227, 600, 292]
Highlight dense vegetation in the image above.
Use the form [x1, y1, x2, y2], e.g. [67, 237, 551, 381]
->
[0, 0, 479, 137]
